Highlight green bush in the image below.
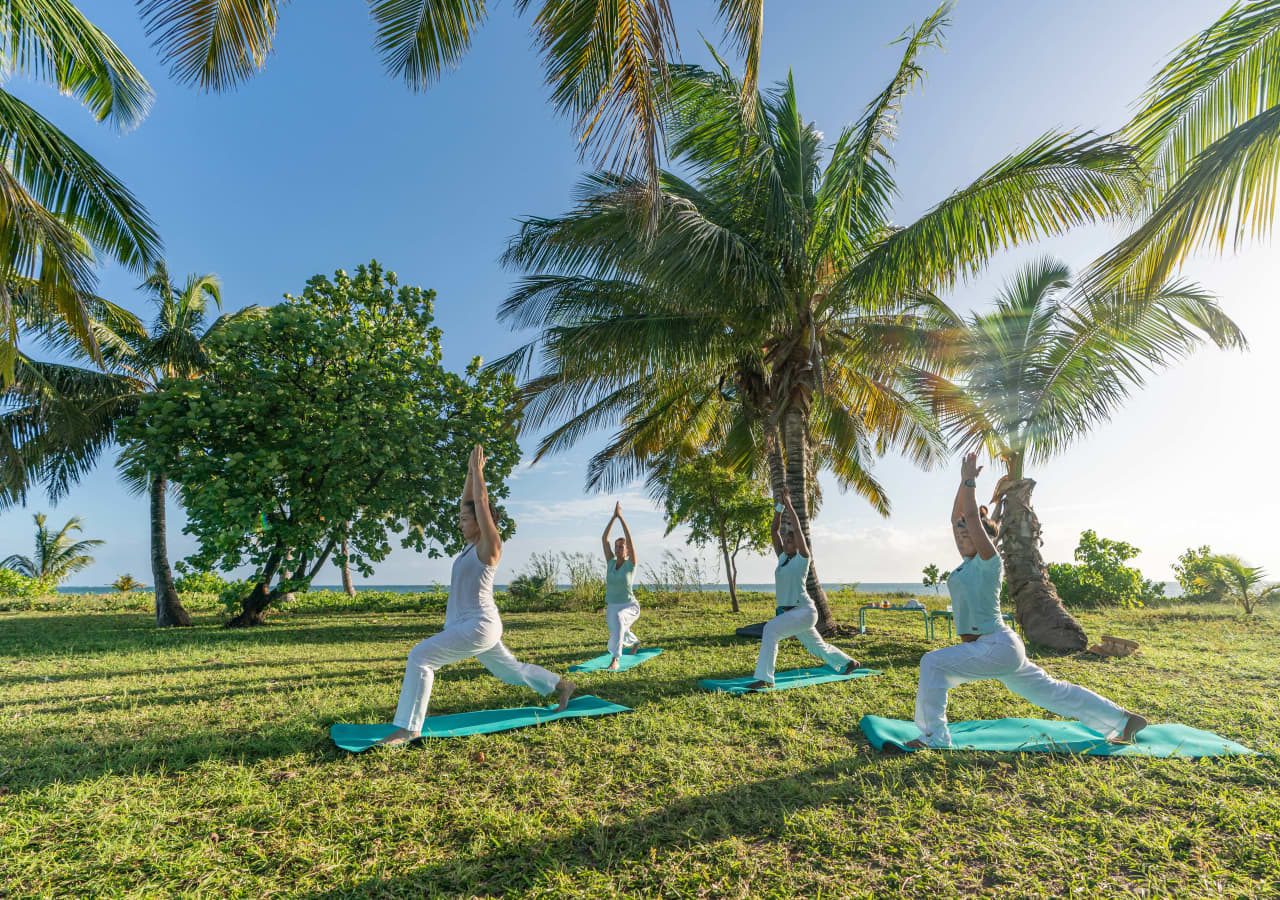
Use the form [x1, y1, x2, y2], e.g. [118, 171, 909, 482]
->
[217, 579, 257, 619]
[507, 572, 556, 606]
[1048, 530, 1165, 609]
[1173, 546, 1228, 602]
[175, 566, 232, 595]
[0, 569, 48, 600]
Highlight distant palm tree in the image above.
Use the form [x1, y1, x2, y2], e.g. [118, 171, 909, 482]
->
[0, 1, 162, 381]
[920, 257, 1245, 649]
[0, 263, 261, 626]
[1099, 0, 1280, 290]
[3, 513, 102, 585]
[136, 0, 766, 209]
[496, 5, 1147, 631]
[1200, 555, 1278, 616]
[112, 573, 145, 593]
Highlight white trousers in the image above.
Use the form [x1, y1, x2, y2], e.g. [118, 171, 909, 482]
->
[913, 628, 1129, 747]
[392, 618, 561, 733]
[754, 604, 854, 683]
[606, 601, 641, 658]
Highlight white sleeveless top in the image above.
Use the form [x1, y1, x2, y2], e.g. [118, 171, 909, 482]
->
[775, 552, 813, 609]
[443, 543, 500, 628]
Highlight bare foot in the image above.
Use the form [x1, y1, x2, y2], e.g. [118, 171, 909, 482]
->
[744, 679, 772, 691]
[627, 644, 640, 655]
[842, 660, 861, 675]
[903, 738, 929, 750]
[1110, 712, 1149, 744]
[555, 678, 577, 711]
[606, 657, 621, 671]
[373, 727, 417, 748]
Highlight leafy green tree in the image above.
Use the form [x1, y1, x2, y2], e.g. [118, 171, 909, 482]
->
[2, 512, 102, 585]
[126, 262, 521, 626]
[1100, 0, 1280, 292]
[1046, 530, 1164, 610]
[137, 0, 767, 208]
[1173, 546, 1228, 602]
[922, 563, 949, 594]
[1, 264, 258, 627]
[0, 1, 161, 380]
[1198, 554, 1279, 615]
[497, 5, 1144, 631]
[0, 566, 44, 599]
[112, 573, 145, 593]
[655, 456, 771, 612]
[921, 258, 1243, 648]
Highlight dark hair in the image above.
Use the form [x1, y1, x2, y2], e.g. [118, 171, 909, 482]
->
[977, 505, 999, 538]
[463, 499, 500, 523]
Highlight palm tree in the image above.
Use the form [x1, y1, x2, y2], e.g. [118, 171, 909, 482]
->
[0, 263, 260, 626]
[3, 512, 102, 585]
[919, 257, 1245, 649]
[1097, 0, 1280, 290]
[0, 1, 162, 380]
[1199, 554, 1279, 615]
[136, 0, 766, 207]
[495, 5, 1147, 631]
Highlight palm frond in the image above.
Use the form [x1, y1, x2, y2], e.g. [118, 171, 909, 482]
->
[369, 0, 486, 89]
[138, 0, 285, 91]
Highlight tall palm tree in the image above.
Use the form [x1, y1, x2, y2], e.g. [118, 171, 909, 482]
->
[0, 263, 260, 626]
[495, 5, 1147, 631]
[918, 257, 1245, 649]
[1097, 0, 1280, 290]
[136, 0, 765, 206]
[3, 512, 103, 585]
[0, 0, 162, 380]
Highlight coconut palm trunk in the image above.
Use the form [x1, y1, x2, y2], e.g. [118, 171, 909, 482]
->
[150, 474, 192, 627]
[341, 535, 356, 597]
[781, 406, 837, 634]
[997, 478, 1087, 651]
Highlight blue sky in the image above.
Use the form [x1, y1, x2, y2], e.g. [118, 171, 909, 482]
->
[3, 0, 1276, 587]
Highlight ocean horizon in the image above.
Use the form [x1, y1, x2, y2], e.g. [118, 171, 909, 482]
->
[58, 581, 1185, 597]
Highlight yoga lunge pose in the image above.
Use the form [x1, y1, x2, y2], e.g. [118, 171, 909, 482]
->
[907, 453, 1147, 749]
[745, 493, 860, 691]
[376, 445, 576, 747]
[601, 501, 642, 670]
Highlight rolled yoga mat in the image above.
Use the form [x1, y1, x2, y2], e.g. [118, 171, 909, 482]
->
[858, 715, 1257, 758]
[699, 666, 881, 694]
[330, 695, 631, 752]
[569, 647, 663, 672]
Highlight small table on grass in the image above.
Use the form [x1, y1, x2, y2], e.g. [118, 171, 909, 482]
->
[928, 610, 1016, 641]
[858, 604, 931, 639]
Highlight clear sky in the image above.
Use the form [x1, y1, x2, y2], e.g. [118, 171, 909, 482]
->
[3, 0, 1276, 588]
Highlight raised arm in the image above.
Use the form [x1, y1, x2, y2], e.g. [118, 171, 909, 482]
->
[601, 505, 618, 560]
[615, 503, 637, 567]
[469, 444, 502, 565]
[957, 452, 997, 561]
[782, 494, 811, 558]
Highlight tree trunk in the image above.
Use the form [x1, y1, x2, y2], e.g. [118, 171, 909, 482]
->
[341, 535, 356, 597]
[781, 408, 837, 634]
[727, 551, 740, 613]
[226, 550, 285, 627]
[151, 474, 192, 628]
[998, 478, 1088, 651]
[720, 538, 739, 613]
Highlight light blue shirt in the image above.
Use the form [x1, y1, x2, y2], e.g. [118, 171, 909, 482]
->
[949, 553, 1006, 636]
[774, 552, 812, 609]
[604, 559, 636, 606]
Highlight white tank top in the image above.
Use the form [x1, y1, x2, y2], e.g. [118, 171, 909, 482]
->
[444, 544, 500, 627]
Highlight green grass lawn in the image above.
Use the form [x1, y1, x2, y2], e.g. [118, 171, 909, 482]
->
[1, 591, 1277, 897]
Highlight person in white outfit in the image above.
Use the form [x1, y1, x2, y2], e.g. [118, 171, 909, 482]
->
[601, 501, 642, 670]
[907, 452, 1148, 749]
[375, 444, 577, 747]
[745, 493, 860, 690]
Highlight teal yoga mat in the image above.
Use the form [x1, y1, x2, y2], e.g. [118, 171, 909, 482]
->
[330, 695, 631, 752]
[699, 666, 881, 694]
[859, 715, 1257, 758]
[569, 647, 663, 672]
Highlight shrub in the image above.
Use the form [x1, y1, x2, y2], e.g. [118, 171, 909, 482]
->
[1048, 530, 1164, 609]
[0, 568, 47, 600]
[217, 579, 257, 619]
[508, 572, 556, 606]
[1173, 546, 1228, 602]
[112, 574, 145, 593]
[641, 550, 709, 594]
[174, 565, 232, 595]
[560, 551, 604, 605]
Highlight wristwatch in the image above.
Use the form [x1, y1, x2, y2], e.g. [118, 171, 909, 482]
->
[962, 478, 977, 488]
